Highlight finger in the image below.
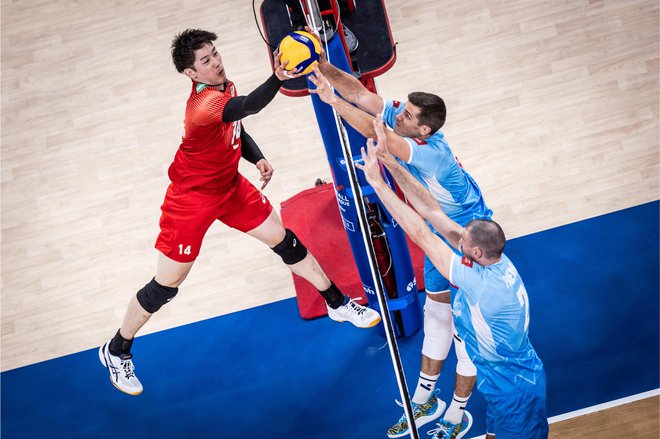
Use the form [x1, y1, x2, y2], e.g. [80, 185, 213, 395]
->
[373, 118, 385, 137]
[355, 148, 366, 171]
[304, 26, 319, 39]
[311, 65, 324, 79]
[366, 137, 375, 149]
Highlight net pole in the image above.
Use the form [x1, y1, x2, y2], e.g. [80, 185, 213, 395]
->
[304, 2, 419, 435]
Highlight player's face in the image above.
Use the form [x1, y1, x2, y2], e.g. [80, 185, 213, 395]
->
[393, 102, 428, 138]
[187, 43, 226, 85]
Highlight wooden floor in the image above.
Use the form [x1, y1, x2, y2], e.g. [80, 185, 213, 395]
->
[1, 0, 658, 435]
[549, 395, 660, 438]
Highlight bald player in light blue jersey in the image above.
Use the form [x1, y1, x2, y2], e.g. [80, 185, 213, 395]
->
[310, 62, 490, 437]
[358, 117, 548, 439]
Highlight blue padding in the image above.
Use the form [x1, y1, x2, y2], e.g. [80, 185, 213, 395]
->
[2, 201, 658, 438]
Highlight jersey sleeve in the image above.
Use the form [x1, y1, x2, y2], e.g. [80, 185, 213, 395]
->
[188, 92, 230, 126]
[450, 253, 483, 304]
[381, 99, 403, 129]
[409, 137, 457, 179]
[449, 253, 466, 288]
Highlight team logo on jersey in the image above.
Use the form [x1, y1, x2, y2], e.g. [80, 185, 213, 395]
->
[461, 256, 473, 268]
[393, 100, 401, 108]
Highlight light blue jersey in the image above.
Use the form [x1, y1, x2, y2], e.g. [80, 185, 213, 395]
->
[449, 253, 545, 396]
[382, 100, 492, 226]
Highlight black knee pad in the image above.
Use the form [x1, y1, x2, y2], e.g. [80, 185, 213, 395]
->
[136, 278, 179, 313]
[272, 229, 308, 265]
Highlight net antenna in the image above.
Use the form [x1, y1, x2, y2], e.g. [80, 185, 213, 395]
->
[302, 2, 419, 438]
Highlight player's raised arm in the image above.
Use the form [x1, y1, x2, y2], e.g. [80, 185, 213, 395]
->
[356, 137, 455, 280]
[369, 117, 463, 250]
[222, 50, 302, 123]
[309, 67, 413, 162]
[304, 27, 384, 115]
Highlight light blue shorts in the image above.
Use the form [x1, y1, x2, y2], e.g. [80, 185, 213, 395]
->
[484, 371, 548, 439]
[423, 233, 460, 293]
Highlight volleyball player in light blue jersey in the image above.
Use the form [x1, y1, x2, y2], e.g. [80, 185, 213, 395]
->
[450, 253, 545, 395]
[381, 99, 491, 227]
[358, 118, 548, 439]
[450, 253, 547, 438]
[310, 63, 491, 437]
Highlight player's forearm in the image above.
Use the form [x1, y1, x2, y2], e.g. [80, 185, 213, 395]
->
[222, 74, 282, 122]
[383, 159, 462, 245]
[240, 129, 265, 164]
[329, 98, 377, 139]
[371, 179, 438, 253]
[318, 60, 366, 109]
[370, 179, 427, 240]
[383, 158, 437, 219]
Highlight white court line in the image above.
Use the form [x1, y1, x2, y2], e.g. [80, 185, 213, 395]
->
[468, 389, 659, 438]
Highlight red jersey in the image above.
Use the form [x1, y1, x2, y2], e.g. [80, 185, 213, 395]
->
[168, 81, 242, 194]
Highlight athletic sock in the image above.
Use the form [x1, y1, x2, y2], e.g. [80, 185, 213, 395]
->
[411, 372, 439, 404]
[108, 329, 133, 356]
[444, 392, 470, 424]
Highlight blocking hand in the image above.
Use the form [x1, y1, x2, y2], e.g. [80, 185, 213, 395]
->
[307, 66, 338, 104]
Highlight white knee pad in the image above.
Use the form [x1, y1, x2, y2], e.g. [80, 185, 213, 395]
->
[421, 298, 453, 360]
[454, 332, 477, 377]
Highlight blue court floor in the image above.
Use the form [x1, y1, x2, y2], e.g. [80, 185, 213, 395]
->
[2, 201, 658, 438]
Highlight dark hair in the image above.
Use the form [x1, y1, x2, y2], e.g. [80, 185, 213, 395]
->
[171, 29, 218, 73]
[407, 92, 447, 133]
[466, 219, 506, 259]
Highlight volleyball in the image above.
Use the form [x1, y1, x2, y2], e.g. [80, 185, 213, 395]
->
[278, 31, 322, 75]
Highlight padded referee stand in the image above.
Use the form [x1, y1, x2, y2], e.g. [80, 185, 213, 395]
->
[280, 182, 426, 320]
[262, 0, 423, 337]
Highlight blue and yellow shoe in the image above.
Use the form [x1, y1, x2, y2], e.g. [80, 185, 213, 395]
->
[386, 389, 446, 438]
[428, 410, 473, 439]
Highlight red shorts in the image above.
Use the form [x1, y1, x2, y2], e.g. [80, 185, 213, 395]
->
[155, 174, 273, 262]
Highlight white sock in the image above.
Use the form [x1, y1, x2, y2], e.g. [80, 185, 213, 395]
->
[411, 371, 439, 404]
[444, 392, 470, 424]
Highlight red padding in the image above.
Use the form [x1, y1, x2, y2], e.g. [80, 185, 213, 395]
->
[280, 183, 425, 319]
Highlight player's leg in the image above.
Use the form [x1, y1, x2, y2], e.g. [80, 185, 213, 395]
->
[118, 252, 194, 340]
[221, 174, 380, 328]
[100, 184, 215, 395]
[99, 255, 193, 396]
[418, 255, 454, 398]
[246, 208, 381, 328]
[432, 330, 475, 439]
[387, 257, 451, 438]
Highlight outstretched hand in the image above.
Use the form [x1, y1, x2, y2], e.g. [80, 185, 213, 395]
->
[355, 141, 384, 188]
[356, 115, 394, 186]
[308, 66, 338, 104]
[273, 50, 304, 81]
[255, 158, 274, 190]
[371, 115, 395, 164]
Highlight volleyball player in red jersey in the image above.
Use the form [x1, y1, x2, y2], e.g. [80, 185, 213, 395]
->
[99, 29, 381, 396]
